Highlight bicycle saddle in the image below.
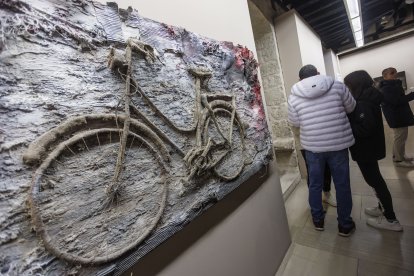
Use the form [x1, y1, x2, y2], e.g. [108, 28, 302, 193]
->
[188, 66, 213, 78]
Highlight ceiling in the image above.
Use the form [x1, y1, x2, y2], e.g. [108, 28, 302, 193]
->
[271, 0, 414, 52]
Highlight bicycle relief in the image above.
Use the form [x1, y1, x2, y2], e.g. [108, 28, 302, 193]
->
[0, 1, 272, 273]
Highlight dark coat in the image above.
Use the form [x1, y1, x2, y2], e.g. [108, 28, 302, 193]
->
[348, 87, 386, 162]
[379, 79, 414, 128]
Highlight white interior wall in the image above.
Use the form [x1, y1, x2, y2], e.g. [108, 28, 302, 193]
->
[333, 51, 342, 80]
[274, 10, 327, 95]
[324, 49, 341, 80]
[100, 0, 257, 55]
[274, 11, 302, 96]
[295, 13, 326, 75]
[339, 35, 414, 90]
[95, 1, 291, 275]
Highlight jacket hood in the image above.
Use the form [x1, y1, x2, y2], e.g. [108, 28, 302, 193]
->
[379, 79, 402, 88]
[291, 75, 334, 99]
[357, 87, 383, 105]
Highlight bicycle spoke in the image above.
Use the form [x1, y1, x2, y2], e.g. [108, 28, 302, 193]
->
[82, 137, 90, 152]
[65, 144, 76, 155]
[96, 132, 101, 146]
[128, 133, 136, 151]
[53, 158, 64, 166]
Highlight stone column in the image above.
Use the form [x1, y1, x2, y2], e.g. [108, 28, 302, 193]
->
[248, 2, 301, 194]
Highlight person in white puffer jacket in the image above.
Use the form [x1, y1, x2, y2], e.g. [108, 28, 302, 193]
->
[288, 64, 356, 237]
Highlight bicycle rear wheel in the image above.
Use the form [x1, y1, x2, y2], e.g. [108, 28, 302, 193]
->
[29, 128, 168, 265]
[200, 100, 245, 181]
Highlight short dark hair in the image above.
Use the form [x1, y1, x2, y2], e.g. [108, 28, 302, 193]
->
[344, 70, 373, 99]
[382, 67, 396, 78]
[299, 64, 318, 80]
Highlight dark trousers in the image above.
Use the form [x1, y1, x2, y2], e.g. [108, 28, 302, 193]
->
[356, 161, 396, 220]
[301, 150, 331, 192]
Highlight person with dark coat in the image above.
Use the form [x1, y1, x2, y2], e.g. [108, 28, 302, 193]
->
[344, 70, 403, 232]
[379, 67, 414, 167]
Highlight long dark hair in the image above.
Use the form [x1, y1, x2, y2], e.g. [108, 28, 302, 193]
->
[344, 70, 374, 99]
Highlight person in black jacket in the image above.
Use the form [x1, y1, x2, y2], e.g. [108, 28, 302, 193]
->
[379, 67, 414, 167]
[344, 70, 403, 232]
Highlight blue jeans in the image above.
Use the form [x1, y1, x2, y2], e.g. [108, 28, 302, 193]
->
[305, 149, 353, 228]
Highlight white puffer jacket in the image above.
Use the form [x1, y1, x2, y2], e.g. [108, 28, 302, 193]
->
[288, 75, 356, 152]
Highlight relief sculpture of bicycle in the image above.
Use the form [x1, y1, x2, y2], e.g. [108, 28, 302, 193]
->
[22, 38, 247, 265]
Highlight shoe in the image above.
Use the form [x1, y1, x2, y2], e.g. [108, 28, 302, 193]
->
[367, 216, 403, 232]
[313, 218, 324, 231]
[392, 155, 414, 162]
[323, 192, 337, 207]
[404, 156, 414, 162]
[364, 206, 383, 217]
[338, 221, 356, 237]
[394, 161, 414, 167]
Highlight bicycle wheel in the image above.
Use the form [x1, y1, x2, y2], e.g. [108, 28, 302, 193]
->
[199, 100, 245, 181]
[29, 128, 168, 265]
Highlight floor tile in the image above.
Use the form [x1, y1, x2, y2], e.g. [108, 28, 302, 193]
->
[385, 179, 414, 199]
[284, 181, 310, 229]
[281, 244, 358, 276]
[358, 259, 414, 276]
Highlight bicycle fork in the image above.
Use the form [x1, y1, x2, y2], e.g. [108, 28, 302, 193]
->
[106, 44, 133, 202]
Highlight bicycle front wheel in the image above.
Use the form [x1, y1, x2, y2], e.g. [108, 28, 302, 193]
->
[29, 128, 168, 265]
[200, 100, 245, 181]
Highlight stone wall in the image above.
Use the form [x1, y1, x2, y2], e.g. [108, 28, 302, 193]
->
[248, 1, 301, 193]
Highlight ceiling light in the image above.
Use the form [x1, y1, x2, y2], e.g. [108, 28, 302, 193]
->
[351, 17, 361, 31]
[354, 30, 362, 40]
[345, 0, 360, 18]
[406, 0, 414, 4]
[344, 0, 364, 47]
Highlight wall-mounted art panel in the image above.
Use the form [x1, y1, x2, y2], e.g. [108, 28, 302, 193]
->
[0, 0, 272, 274]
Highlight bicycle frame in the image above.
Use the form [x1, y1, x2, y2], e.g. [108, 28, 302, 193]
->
[24, 38, 246, 194]
[107, 38, 245, 185]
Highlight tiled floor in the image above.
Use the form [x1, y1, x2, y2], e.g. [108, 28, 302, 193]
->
[276, 126, 414, 276]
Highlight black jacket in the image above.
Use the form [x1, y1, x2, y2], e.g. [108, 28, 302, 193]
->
[348, 87, 385, 162]
[379, 79, 414, 128]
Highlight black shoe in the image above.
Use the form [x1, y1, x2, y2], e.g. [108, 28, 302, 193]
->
[313, 218, 324, 231]
[338, 221, 356, 237]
